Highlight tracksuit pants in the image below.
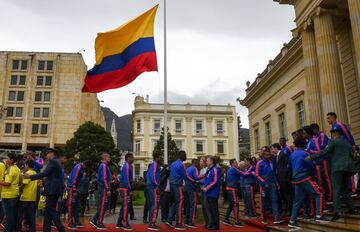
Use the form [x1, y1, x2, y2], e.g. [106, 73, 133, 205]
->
[260, 183, 280, 221]
[224, 187, 239, 223]
[332, 171, 356, 215]
[167, 185, 184, 226]
[315, 160, 332, 202]
[92, 188, 109, 225]
[185, 188, 197, 225]
[290, 178, 323, 222]
[146, 186, 160, 225]
[202, 193, 209, 227]
[117, 188, 130, 226]
[17, 201, 36, 232]
[2, 198, 19, 232]
[245, 184, 257, 217]
[161, 191, 171, 222]
[205, 196, 219, 229]
[68, 189, 80, 225]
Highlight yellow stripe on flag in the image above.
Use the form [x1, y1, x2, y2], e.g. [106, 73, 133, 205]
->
[95, 5, 159, 65]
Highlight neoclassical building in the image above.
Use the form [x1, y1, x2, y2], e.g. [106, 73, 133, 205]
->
[241, 0, 360, 155]
[0, 51, 105, 151]
[132, 96, 239, 177]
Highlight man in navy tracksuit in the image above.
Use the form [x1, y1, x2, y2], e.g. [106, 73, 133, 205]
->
[223, 159, 244, 227]
[67, 161, 85, 229]
[184, 159, 204, 228]
[117, 153, 134, 231]
[90, 153, 111, 230]
[145, 152, 161, 231]
[166, 151, 188, 230]
[244, 158, 257, 217]
[280, 137, 293, 156]
[203, 156, 221, 231]
[288, 137, 328, 229]
[255, 146, 284, 225]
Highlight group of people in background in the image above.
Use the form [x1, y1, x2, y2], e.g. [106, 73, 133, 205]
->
[0, 111, 358, 231]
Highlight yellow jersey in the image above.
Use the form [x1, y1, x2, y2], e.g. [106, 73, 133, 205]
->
[20, 169, 37, 201]
[0, 162, 6, 193]
[1, 165, 21, 199]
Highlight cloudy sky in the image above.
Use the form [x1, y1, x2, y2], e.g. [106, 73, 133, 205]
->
[0, 0, 295, 128]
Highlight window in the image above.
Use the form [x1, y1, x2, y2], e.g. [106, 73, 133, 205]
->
[265, 122, 272, 145]
[175, 120, 182, 134]
[296, 101, 305, 128]
[33, 108, 41, 117]
[135, 140, 141, 153]
[32, 124, 39, 134]
[17, 91, 24, 101]
[216, 120, 224, 135]
[10, 76, 17, 85]
[35, 92, 42, 102]
[254, 129, 260, 150]
[134, 164, 140, 177]
[136, 120, 141, 133]
[5, 124, 12, 134]
[19, 76, 26, 85]
[12, 60, 27, 70]
[42, 108, 49, 118]
[195, 120, 203, 134]
[8, 91, 16, 101]
[196, 141, 204, 153]
[13, 124, 21, 134]
[15, 107, 22, 117]
[154, 119, 161, 133]
[175, 140, 182, 150]
[44, 92, 51, 102]
[278, 113, 286, 139]
[217, 141, 224, 154]
[45, 76, 52, 86]
[38, 60, 53, 71]
[40, 124, 48, 134]
[37, 76, 44, 86]
[6, 107, 14, 117]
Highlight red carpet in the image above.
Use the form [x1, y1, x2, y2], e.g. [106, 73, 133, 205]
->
[32, 224, 265, 232]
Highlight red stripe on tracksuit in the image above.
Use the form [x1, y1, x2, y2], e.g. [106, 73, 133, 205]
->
[68, 189, 73, 225]
[192, 192, 197, 224]
[323, 160, 332, 201]
[152, 189, 158, 225]
[123, 189, 128, 224]
[99, 189, 106, 224]
[259, 186, 263, 220]
[226, 187, 238, 223]
[351, 176, 356, 193]
[307, 179, 323, 217]
[178, 187, 183, 225]
[250, 185, 256, 215]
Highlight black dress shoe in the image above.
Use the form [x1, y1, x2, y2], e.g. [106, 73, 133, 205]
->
[208, 226, 219, 230]
[331, 214, 340, 222]
[348, 209, 358, 215]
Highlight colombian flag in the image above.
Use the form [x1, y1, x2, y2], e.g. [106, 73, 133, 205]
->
[82, 5, 159, 93]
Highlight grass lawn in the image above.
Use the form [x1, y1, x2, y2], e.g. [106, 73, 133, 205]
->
[132, 190, 146, 206]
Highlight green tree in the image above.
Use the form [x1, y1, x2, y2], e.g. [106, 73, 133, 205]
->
[63, 121, 121, 174]
[153, 127, 179, 165]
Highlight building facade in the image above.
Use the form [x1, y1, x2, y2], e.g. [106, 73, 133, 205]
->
[241, 0, 360, 155]
[0, 51, 105, 151]
[132, 96, 239, 177]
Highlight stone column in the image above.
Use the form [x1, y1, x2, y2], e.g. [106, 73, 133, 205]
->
[314, 10, 348, 123]
[301, 23, 323, 127]
[348, 0, 360, 86]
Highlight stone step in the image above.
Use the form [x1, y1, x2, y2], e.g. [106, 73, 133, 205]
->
[324, 212, 360, 225]
[297, 218, 360, 232]
[268, 225, 320, 232]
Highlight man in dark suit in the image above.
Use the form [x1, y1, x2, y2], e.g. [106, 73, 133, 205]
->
[24, 148, 65, 232]
[271, 143, 292, 215]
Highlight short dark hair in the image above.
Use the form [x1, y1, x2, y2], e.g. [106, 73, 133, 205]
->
[246, 157, 255, 165]
[327, 112, 337, 119]
[291, 131, 297, 136]
[302, 126, 313, 136]
[270, 143, 281, 150]
[310, 123, 320, 131]
[125, 153, 133, 160]
[191, 159, 197, 164]
[294, 137, 307, 148]
[178, 150, 187, 161]
[207, 155, 216, 164]
[261, 146, 270, 152]
[7, 153, 17, 162]
[152, 151, 161, 160]
[229, 159, 236, 165]
[25, 159, 34, 168]
[279, 137, 287, 141]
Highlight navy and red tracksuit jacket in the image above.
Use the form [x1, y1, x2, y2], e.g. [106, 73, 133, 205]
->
[281, 145, 293, 157]
[169, 159, 187, 186]
[332, 121, 355, 145]
[243, 165, 257, 185]
[288, 149, 315, 184]
[120, 162, 133, 192]
[306, 132, 329, 161]
[255, 159, 278, 186]
[226, 166, 243, 189]
[185, 165, 203, 190]
[203, 164, 221, 198]
[68, 162, 85, 191]
[146, 161, 161, 188]
[97, 162, 111, 192]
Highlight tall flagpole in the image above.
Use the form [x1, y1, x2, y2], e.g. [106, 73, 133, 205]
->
[163, 0, 168, 165]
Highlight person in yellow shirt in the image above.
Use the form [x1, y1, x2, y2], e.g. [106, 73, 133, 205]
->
[0, 153, 21, 232]
[0, 155, 7, 224]
[18, 159, 37, 232]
